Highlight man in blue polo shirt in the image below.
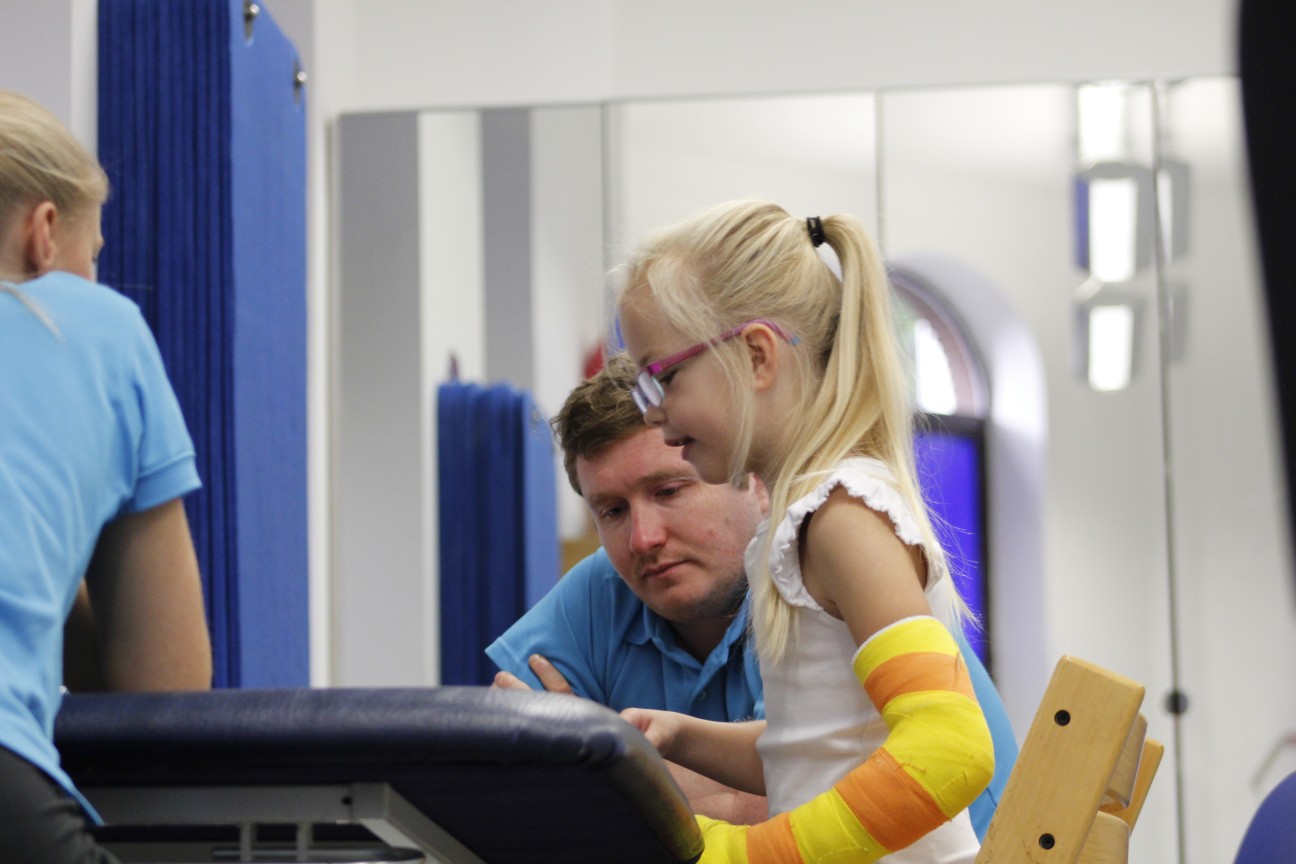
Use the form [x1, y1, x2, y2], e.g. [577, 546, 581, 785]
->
[487, 355, 763, 723]
[488, 354, 1017, 835]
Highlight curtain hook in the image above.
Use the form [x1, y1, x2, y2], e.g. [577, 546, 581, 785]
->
[293, 60, 307, 104]
[243, 2, 260, 41]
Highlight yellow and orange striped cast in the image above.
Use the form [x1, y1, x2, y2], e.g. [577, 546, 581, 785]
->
[694, 615, 994, 864]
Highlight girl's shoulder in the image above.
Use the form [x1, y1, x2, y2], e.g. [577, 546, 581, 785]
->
[10, 272, 153, 351]
[10, 271, 144, 329]
[26, 270, 137, 306]
[765, 457, 924, 608]
[793, 457, 922, 543]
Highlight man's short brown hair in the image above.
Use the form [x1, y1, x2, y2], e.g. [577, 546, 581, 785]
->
[551, 353, 646, 495]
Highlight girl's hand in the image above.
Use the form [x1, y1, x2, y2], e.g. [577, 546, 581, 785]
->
[621, 707, 685, 758]
[625, 713, 768, 795]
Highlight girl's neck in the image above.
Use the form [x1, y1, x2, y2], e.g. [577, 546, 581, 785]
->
[754, 464, 782, 497]
[748, 389, 800, 488]
[0, 240, 33, 283]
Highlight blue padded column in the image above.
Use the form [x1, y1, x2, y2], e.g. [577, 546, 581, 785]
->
[227, 2, 309, 688]
[438, 382, 559, 685]
[482, 387, 524, 672]
[97, 0, 307, 687]
[437, 383, 480, 685]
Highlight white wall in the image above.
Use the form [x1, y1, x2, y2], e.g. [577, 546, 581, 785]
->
[530, 105, 607, 536]
[290, 0, 1234, 114]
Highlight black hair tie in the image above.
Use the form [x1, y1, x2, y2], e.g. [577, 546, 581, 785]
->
[806, 216, 826, 248]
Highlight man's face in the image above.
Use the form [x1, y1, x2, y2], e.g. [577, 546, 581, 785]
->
[576, 428, 766, 627]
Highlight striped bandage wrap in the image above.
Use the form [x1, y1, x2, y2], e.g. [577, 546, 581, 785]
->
[694, 615, 993, 864]
[834, 616, 992, 849]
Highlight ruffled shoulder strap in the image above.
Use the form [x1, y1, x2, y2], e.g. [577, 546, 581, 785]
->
[762, 458, 928, 610]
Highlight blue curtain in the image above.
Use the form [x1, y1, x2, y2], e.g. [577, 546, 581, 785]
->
[97, 0, 308, 687]
[438, 383, 560, 685]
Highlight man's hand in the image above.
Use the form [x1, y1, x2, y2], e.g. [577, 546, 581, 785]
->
[491, 654, 575, 695]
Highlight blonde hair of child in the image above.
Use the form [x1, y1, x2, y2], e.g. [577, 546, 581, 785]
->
[0, 91, 108, 280]
[618, 199, 966, 663]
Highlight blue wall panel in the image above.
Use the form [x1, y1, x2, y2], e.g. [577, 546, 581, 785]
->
[438, 383, 559, 685]
[98, 0, 308, 686]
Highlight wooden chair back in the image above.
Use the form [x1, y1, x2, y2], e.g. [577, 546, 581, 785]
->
[975, 656, 1163, 864]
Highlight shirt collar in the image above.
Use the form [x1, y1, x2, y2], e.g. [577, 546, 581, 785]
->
[629, 596, 751, 665]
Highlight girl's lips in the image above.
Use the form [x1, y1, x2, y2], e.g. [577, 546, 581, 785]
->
[666, 435, 693, 448]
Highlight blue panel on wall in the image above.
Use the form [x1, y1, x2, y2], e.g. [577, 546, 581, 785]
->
[98, 0, 308, 687]
[915, 421, 989, 668]
[228, 1, 309, 687]
[437, 384, 479, 685]
[482, 387, 524, 665]
[438, 382, 559, 685]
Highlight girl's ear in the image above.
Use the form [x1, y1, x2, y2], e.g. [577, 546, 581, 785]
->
[23, 202, 59, 276]
[743, 322, 780, 391]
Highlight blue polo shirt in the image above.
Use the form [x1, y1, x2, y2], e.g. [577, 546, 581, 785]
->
[0, 273, 201, 820]
[486, 548, 762, 721]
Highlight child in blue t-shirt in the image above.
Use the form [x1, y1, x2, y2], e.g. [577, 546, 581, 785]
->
[0, 90, 213, 864]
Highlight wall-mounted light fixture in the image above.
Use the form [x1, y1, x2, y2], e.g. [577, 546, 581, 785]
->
[1074, 161, 1154, 283]
[1072, 83, 1143, 392]
[1073, 282, 1144, 393]
[1071, 82, 1190, 392]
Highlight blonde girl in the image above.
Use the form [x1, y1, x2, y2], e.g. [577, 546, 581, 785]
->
[618, 199, 994, 864]
[0, 91, 211, 863]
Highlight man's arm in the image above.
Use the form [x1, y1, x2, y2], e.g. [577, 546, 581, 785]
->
[485, 551, 620, 701]
[492, 653, 574, 694]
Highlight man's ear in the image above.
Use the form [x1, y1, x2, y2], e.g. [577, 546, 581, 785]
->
[743, 322, 780, 390]
[23, 201, 59, 276]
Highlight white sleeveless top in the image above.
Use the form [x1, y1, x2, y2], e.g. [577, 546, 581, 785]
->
[750, 457, 978, 863]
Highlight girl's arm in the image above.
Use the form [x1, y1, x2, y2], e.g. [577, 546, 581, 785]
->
[685, 489, 994, 863]
[622, 709, 767, 796]
[63, 581, 106, 691]
[665, 763, 769, 825]
[799, 486, 934, 642]
[81, 498, 213, 691]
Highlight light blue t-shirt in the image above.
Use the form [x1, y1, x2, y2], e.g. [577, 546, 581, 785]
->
[0, 272, 201, 815]
[486, 546, 1018, 840]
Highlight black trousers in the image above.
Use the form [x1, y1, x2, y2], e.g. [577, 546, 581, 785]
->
[0, 746, 119, 864]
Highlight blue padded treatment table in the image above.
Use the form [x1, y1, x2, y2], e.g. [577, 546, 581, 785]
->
[54, 687, 704, 863]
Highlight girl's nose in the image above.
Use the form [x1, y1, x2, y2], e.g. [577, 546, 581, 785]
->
[642, 403, 666, 427]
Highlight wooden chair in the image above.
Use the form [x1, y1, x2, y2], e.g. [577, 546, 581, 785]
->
[975, 656, 1164, 864]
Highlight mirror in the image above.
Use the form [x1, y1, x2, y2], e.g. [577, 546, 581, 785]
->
[330, 76, 1296, 864]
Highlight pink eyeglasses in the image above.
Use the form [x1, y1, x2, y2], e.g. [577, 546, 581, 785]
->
[630, 318, 799, 415]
